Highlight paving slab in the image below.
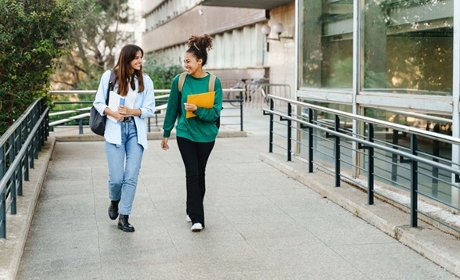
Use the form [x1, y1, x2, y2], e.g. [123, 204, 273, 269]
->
[2, 107, 459, 280]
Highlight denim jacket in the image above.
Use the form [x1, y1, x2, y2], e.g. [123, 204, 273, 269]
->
[93, 70, 155, 149]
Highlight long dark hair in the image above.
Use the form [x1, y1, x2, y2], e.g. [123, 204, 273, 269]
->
[113, 44, 145, 96]
[186, 34, 213, 66]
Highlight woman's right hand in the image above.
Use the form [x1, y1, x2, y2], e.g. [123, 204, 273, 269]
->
[104, 108, 124, 122]
[161, 138, 169, 151]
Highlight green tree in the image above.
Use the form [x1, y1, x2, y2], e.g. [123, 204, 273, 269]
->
[51, 0, 132, 90]
[143, 54, 183, 91]
[0, 0, 74, 135]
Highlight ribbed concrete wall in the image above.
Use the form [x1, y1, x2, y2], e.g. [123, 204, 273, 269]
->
[142, 6, 266, 52]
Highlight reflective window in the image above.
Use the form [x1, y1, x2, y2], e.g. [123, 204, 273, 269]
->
[299, 0, 353, 89]
[299, 0, 454, 94]
[363, 0, 453, 94]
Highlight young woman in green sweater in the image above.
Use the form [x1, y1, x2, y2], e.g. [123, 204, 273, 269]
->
[161, 34, 223, 232]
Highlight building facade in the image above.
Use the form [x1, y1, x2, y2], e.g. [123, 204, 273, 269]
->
[141, 0, 460, 206]
[295, 0, 459, 206]
[141, 0, 295, 88]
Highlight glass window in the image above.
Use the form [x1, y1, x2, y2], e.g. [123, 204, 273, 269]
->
[364, 107, 452, 135]
[299, 0, 354, 89]
[363, 0, 453, 94]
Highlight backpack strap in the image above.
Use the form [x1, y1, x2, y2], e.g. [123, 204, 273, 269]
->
[178, 72, 216, 93]
[178, 72, 187, 93]
[109, 70, 116, 89]
[208, 74, 216, 92]
[105, 70, 117, 104]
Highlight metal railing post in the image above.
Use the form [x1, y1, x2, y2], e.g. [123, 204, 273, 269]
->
[308, 108, 313, 173]
[325, 115, 341, 187]
[357, 123, 375, 204]
[432, 124, 440, 197]
[11, 167, 17, 215]
[367, 123, 375, 205]
[239, 91, 244, 131]
[0, 192, 5, 238]
[326, 115, 342, 187]
[287, 103, 292, 161]
[30, 133, 36, 169]
[410, 134, 418, 227]
[18, 161, 23, 196]
[44, 100, 49, 140]
[391, 129, 399, 183]
[24, 118, 31, 182]
[24, 148, 29, 182]
[0, 146, 4, 178]
[78, 118, 83, 134]
[269, 98, 274, 153]
[334, 115, 341, 187]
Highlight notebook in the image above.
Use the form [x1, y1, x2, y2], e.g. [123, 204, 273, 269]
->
[186, 91, 215, 118]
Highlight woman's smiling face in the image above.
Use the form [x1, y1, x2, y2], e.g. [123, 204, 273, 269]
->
[183, 51, 202, 76]
[130, 50, 143, 71]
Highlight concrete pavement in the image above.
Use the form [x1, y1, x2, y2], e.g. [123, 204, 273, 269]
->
[3, 107, 460, 279]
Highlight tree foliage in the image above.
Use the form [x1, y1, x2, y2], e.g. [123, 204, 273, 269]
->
[0, 0, 74, 135]
[143, 54, 183, 91]
[51, 0, 132, 90]
[0, 0, 183, 136]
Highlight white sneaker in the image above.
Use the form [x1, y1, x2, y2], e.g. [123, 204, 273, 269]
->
[186, 215, 191, 223]
[191, 223, 203, 232]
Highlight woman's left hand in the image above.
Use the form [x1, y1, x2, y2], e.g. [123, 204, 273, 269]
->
[184, 103, 197, 112]
[161, 138, 169, 151]
[118, 105, 130, 116]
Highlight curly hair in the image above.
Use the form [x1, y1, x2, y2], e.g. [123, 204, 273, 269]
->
[186, 34, 213, 66]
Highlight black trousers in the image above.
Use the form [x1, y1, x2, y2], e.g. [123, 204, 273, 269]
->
[177, 136, 215, 226]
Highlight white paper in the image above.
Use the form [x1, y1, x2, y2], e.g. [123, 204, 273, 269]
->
[124, 88, 136, 110]
[107, 91, 125, 123]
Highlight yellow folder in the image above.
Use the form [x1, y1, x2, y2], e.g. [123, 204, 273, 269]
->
[186, 91, 215, 118]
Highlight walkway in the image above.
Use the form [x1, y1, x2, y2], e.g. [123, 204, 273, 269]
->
[12, 108, 460, 279]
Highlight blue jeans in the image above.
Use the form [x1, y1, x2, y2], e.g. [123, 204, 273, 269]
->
[105, 120, 144, 215]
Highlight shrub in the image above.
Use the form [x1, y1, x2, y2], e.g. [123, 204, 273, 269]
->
[0, 0, 73, 135]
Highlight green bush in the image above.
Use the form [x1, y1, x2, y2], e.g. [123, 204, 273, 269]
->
[0, 0, 74, 135]
[143, 54, 183, 92]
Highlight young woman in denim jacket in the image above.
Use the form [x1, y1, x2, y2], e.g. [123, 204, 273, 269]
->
[93, 44, 155, 232]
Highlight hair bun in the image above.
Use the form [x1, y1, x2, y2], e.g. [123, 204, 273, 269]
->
[188, 34, 213, 53]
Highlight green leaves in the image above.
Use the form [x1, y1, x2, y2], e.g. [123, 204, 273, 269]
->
[52, 0, 132, 90]
[0, 0, 73, 135]
[143, 54, 183, 92]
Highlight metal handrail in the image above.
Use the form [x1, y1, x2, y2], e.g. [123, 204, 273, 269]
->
[48, 88, 245, 132]
[0, 98, 49, 238]
[264, 95, 460, 233]
[272, 95, 460, 145]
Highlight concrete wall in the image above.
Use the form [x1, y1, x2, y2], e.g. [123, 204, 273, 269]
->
[140, 1, 295, 96]
[266, 3, 296, 99]
[142, 6, 266, 52]
[142, 0, 163, 14]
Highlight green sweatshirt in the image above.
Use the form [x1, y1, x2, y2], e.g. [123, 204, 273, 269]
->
[162, 72, 223, 142]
